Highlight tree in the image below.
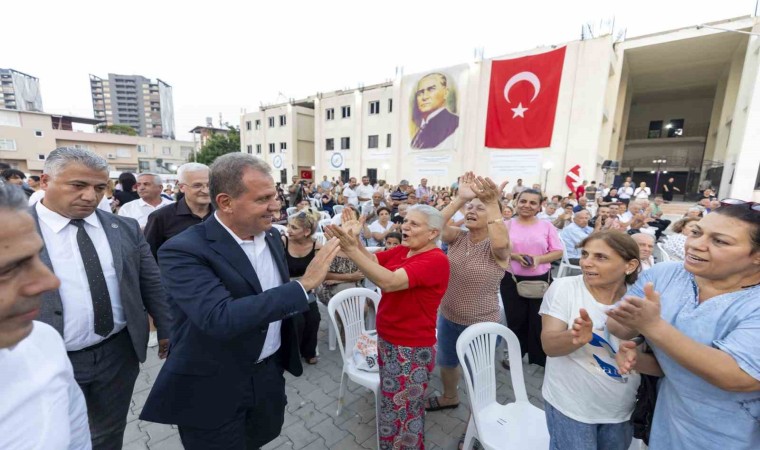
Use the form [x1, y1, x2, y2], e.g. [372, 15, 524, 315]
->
[96, 124, 138, 136]
[192, 126, 241, 165]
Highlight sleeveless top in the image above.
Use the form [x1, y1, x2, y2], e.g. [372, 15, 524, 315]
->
[284, 237, 317, 278]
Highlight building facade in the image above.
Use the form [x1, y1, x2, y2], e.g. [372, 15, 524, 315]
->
[90, 73, 176, 139]
[0, 69, 43, 112]
[0, 108, 194, 176]
[240, 16, 760, 201]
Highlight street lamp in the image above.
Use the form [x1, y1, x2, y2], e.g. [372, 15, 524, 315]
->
[381, 163, 390, 182]
[653, 159, 667, 195]
[542, 160, 554, 193]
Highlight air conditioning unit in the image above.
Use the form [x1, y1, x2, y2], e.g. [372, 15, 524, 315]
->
[106, 153, 116, 159]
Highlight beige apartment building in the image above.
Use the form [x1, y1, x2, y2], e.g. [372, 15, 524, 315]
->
[0, 108, 195, 177]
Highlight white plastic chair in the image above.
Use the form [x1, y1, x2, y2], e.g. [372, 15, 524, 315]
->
[327, 288, 382, 449]
[557, 237, 581, 278]
[456, 322, 549, 450]
[319, 210, 331, 221]
[317, 218, 333, 232]
[286, 206, 298, 216]
[656, 242, 671, 263]
[309, 197, 322, 210]
[312, 232, 327, 245]
[271, 224, 287, 236]
[333, 205, 344, 216]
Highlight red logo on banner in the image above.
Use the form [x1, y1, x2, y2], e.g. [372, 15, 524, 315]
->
[566, 165, 582, 192]
[485, 47, 566, 149]
[300, 170, 313, 180]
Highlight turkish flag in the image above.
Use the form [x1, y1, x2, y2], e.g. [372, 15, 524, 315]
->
[485, 47, 566, 149]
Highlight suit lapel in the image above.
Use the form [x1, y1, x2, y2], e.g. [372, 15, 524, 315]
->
[265, 230, 290, 283]
[28, 206, 65, 334]
[96, 209, 124, 280]
[205, 216, 264, 293]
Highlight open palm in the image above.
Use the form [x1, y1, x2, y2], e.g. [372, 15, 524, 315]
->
[457, 171, 478, 201]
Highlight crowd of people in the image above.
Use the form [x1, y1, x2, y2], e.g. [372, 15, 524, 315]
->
[0, 151, 758, 450]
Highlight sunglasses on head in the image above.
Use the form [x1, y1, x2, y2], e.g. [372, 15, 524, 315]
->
[720, 198, 760, 212]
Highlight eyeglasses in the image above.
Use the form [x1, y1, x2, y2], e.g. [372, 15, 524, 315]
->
[720, 198, 760, 212]
[182, 183, 209, 190]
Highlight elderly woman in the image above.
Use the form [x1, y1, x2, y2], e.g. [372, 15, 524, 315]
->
[610, 202, 760, 450]
[502, 189, 564, 367]
[541, 230, 642, 450]
[661, 217, 700, 261]
[326, 205, 450, 450]
[424, 173, 510, 420]
[283, 209, 323, 364]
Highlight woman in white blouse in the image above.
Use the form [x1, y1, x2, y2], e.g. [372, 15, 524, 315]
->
[661, 217, 700, 260]
[363, 206, 398, 247]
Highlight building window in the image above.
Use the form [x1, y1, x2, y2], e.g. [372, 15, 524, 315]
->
[268, 143, 276, 153]
[180, 146, 193, 158]
[340, 137, 350, 150]
[139, 161, 150, 170]
[247, 145, 253, 154]
[116, 147, 132, 158]
[326, 138, 334, 151]
[341, 106, 351, 119]
[162, 146, 172, 156]
[647, 121, 662, 139]
[369, 101, 380, 115]
[0, 138, 17, 150]
[246, 121, 252, 131]
[280, 142, 287, 152]
[388, 98, 393, 113]
[326, 108, 335, 120]
[666, 119, 685, 138]
[368, 135, 379, 149]
[37, 154, 46, 161]
[256, 144, 262, 154]
[34, 130, 43, 137]
[386, 133, 392, 148]
[279, 115, 287, 126]
[73, 144, 89, 150]
[255, 119, 261, 130]
[137, 145, 147, 153]
[268, 117, 275, 128]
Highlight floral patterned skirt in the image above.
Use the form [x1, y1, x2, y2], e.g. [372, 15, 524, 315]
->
[377, 336, 436, 450]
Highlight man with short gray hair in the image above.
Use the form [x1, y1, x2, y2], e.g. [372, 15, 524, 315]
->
[30, 147, 171, 450]
[140, 152, 341, 449]
[118, 173, 173, 228]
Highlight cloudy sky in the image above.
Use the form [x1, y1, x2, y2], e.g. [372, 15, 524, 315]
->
[4, 0, 754, 140]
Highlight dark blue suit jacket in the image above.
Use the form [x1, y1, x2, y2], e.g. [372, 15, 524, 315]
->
[139, 215, 308, 429]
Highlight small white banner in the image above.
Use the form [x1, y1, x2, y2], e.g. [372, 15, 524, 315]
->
[489, 151, 541, 182]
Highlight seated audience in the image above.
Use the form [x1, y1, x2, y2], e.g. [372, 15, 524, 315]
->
[661, 217, 700, 261]
[560, 209, 593, 265]
[631, 232, 656, 270]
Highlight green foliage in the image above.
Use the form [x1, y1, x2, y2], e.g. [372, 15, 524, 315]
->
[192, 126, 240, 165]
[96, 124, 138, 136]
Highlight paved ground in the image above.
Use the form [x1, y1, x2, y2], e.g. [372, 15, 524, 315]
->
[123, 312, 546, 450]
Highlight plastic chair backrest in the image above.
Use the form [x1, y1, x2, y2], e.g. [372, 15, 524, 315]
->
[657, 243, 671, 262]
[271, 224, 287, 236]
[318, 218, 333, 232]
[312, 232, 327, 245]
[365, 246, 384, 254]
[286, 206, 298, 216]
[333, 205, 345, 216]
[309, 198, 322, 210]
[328, 288, 382, 363]
[319, 211, 331, 221]
[456, 322, 529, 414]
[559, 235, 574, 265]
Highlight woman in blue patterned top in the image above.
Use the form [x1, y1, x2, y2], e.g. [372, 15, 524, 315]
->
[608, 201, 760, 450]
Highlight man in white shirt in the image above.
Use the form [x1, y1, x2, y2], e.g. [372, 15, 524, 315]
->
[0, 183, 91, 450]
[342, 177, 359, 206]
[355, 176, 375, 204]
[618, 181, 634, 205]
[537, 202, 561, 221]
[632, 232, 656, 270]
[140, 153, 341, 449]
[118, 173, 173, 228]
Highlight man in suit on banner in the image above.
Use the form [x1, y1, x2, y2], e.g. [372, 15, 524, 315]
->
[31, 147, 172, 450]
[140, 153, 340, 449]
[411, 72, 459, 149]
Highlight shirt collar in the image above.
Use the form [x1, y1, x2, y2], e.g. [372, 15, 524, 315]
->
[139, 197, 171, 208]
[36, 200, 101, 233]
[214, 212, 266, 244]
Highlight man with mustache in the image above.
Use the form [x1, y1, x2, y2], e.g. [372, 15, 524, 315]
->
[144, 163, 214, 261]
[0, 183, 91, 449]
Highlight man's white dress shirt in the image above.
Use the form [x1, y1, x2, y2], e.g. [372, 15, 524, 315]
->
[342, 186, 359, 206]
[36, 201, 126, 351]
[0, 322, 91, 449]
[355, 184, 375, 202]
[118, 197, 174, 228]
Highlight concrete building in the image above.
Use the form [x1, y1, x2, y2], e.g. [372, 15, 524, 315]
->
[90, 73, 176, 139]
[0, 108, 194, 176]
[0, 69, 43, 112]
[240, 100, 315, 184]
[241, 16, 760, 201]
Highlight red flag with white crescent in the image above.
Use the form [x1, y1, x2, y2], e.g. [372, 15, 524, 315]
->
[485, 47, 566, 149]
[566, 165, 582, 192]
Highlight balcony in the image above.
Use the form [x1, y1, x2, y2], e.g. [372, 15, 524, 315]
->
[625, 122, 709, 141]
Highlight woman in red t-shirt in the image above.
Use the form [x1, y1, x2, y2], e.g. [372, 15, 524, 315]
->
[326, 205, 450, 450]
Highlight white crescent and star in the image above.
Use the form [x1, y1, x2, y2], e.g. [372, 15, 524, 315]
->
[503, 71, 541, 119]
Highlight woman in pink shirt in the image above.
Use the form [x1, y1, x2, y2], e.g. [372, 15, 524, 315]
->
[501, 189, 563, 367]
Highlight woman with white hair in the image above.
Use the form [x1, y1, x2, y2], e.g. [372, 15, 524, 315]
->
[326, 205, 450, 450]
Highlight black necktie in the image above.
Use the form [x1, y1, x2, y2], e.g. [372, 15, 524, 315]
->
[70, 219, 114, 337]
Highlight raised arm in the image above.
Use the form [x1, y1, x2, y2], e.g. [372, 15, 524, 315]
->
[440, 172, 478, 243]
[473, 176, 511, 267]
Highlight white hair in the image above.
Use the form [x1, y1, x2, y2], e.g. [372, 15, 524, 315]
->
[44, 147, 109, 177]
[177, 162, 209, 184]
[407, 204, 444, 240]
[137, 172, 162, 185]
[632, 233, 655, 244]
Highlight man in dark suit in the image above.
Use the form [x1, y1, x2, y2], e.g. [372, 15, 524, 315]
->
[31, 147, 172, 450]
[411, 72, 460, 149]
[140, 153, 340, 449]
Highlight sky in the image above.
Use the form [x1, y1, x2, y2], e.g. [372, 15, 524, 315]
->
[4, 0, 755, 141]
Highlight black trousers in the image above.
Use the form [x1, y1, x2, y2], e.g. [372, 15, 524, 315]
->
[297, 301, 321, 359]
[178, 357, 287, 450]
[650, 219, 671, 239]
[500, 272, 550, 367]
[68, 329, 139, 450]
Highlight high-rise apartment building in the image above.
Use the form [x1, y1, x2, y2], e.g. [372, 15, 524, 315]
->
[90, 73, 175, 139]
[0, 69, 43, 112]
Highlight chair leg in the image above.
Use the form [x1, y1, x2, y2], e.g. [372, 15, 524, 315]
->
[374, 387, 381, 450]
[336, 371, 346, 416]
[463, 416, 476, 450]
[329, 323, 337, 351]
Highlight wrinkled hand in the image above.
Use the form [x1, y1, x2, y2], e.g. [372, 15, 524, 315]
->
[342, 219, 362, 236]
[606, 283, 662, 335]
[457, 171, 478, 201]
[299, 238, 341, 291]
[352, 270, 365, 282]
[325, 224, 361, 254]
[616, 340, 638, 375]
[474, 176, 508, 205]
[158, 339, 169, 359]
[571, 309, 594, 346]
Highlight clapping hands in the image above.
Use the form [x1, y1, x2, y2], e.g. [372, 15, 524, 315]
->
[571, 308, 594, 346]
